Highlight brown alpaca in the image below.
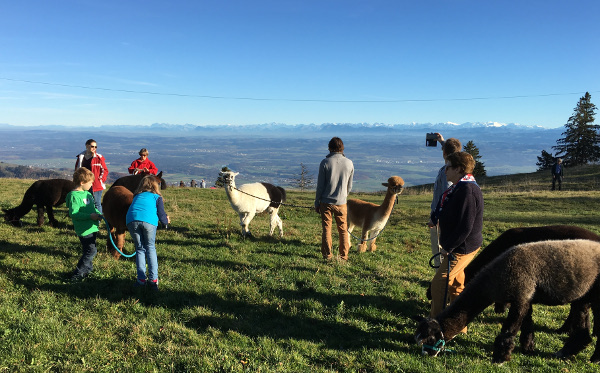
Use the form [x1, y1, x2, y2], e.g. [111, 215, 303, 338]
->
[347, 176, 404, 252]
[112, 171, 167, 192]
[464, 225, 600, 333]
[102, 186, 133, 259]
[3, 179, 76, 227]
[415, 239, 600, 364]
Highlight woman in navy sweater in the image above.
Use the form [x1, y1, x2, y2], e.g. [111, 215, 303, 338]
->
[126, 175, 170, 291]
[429, 151, 484, 323]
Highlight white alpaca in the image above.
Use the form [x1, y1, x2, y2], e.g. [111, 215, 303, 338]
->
[347, 176, 404, 252]
[221, 171, 286, 238]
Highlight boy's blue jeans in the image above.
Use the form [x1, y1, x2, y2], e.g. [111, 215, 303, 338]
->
[74, 232, 97, 276]
[127, 221, 158, 283]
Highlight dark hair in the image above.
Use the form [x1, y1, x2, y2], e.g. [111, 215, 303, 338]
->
[446, 151, 475, 174]
[328, 137, 344, 153]
[443, 138, 462, 156]
[85, 139, 96, 146]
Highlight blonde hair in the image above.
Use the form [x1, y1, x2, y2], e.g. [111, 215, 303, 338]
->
[134, 175, 162, 196]
[139, 148, 149, 156]
[73, 167, 94, 184]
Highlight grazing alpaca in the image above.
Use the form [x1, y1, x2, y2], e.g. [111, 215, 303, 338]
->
[347, 176, 404, 252]
[3, 179, 76, 227]
[102, 186, 133, 259]
[464, 225, 600, 333]
[112, 171, 167, 192]
[220, 171, 286, 238]
[415, 239, 600, 364]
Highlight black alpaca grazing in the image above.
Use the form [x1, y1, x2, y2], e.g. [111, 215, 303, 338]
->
[464, 225, 600, 333]
[415, 239, 600, 364]
[111, 172, 167, 192]
[3, 179, 76, 227]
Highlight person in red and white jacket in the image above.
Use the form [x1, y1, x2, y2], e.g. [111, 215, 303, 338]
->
[128, 148, 158, 176]
[75, 139, 109, 213]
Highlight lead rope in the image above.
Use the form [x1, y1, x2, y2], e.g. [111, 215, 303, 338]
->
[101, 216, 136, 258]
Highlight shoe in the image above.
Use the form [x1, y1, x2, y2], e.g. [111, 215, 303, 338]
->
[148, 281, 159, 291]
[134, 279, 146, 288]
[70, 272, 88, 282]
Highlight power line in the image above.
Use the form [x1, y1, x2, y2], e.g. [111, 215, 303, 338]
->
[0, 77, 597, 103]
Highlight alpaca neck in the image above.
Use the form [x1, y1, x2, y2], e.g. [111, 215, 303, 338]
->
[225, 183, 240, 205]
[438, 282, 493, 340]
[380, 190, 397, 216]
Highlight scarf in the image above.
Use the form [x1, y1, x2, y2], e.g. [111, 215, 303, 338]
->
[432, 174, 478, 223]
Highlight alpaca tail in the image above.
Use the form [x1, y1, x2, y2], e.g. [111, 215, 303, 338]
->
[277, 186, 287, 203]
[3, 182, 38, 221]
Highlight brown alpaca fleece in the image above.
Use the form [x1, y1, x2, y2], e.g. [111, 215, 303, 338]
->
[3, 179, 76, 227]
[347, 176, 404, 252]
[463, 225, 600, 333]
[102, 186, 133, 259]
[415, 239, 600, 364]
[112, 171, 167, 192]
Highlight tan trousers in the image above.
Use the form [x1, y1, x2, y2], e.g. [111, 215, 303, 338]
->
[430, 249, 480, 318]
[320, 203, 350, 260]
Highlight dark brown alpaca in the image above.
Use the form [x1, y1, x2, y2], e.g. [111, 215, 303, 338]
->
[102, 186, 133, 259]
[3, 179, 76, 227]
[415, 239, 600, 364]
[464, 225, 600, 333]
[112, 171, 167, 192]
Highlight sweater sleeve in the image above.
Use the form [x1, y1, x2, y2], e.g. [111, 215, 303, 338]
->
[156, 196, 169, 225]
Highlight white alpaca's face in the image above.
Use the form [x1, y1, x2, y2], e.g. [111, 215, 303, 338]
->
[221, 172, 238, 185]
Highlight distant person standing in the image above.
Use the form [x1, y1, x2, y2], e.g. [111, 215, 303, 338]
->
[128, 148, 158, 175]
[190, 179, 197, 188]
[427, 134, 462, 269]
[200, 179, 206, 188]
[75, 139, 108, 213]
[315, 137, 354, 261]
[551, 158, 564, 191]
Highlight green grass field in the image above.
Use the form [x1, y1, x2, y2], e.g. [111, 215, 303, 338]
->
[1, 169, 600, 372]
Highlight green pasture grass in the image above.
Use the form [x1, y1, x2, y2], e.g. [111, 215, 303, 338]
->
[1, 177, 600, 372]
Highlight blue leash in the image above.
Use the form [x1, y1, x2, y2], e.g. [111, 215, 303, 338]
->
[101, 216, 136, 258]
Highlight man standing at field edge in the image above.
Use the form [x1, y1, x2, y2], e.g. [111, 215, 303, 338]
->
[314, 137, 354, 261]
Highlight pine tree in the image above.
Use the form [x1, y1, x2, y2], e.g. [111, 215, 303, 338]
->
[215, 166, 232, 188]
[463, 140, 486, 177]
[536, 150, 555, 171]
[291, 163, 315, 191]
[553, 92, 599, 166]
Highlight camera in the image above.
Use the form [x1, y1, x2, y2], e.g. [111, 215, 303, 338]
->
[426, 133, 437, 147]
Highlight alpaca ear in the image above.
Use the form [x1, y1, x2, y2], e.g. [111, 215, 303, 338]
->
[157, 171, 163, 178]
[382, 183, 389, 187]
[234, 172, 239, 176]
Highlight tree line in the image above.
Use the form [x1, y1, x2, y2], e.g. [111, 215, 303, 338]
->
[537, 92, 598, 170]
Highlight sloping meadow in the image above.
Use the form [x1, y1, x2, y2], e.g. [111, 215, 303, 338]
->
[1, 178, 600, 372]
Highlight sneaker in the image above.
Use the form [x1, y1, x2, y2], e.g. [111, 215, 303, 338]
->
[148, 281, 159, 292]
[70, 272, 88, 282]
[134, 279, 146, 288]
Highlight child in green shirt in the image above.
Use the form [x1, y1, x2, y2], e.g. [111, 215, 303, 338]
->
[67, 167, 103, 281]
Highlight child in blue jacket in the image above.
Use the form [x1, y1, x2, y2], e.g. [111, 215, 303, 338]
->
[126, 175, 170, 290]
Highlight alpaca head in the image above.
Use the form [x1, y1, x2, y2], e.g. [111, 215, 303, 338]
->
[220, 171, 239, 188]
[382, 176, 404, 195]
[414, 316, 445, 357]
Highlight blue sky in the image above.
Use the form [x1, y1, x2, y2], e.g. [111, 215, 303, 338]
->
[1, 0, 598, 128]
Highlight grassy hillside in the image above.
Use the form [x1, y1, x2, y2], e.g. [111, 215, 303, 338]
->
[1, 175, 600, 372]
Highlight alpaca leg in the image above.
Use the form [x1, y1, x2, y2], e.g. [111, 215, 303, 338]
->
[519, 305, 535, 354]
[590, 303, 600, 363]
[492, 302, 530, 363]
[36, 205, 45, 226]
[46, 205, 59, 227]
[369, 234, 379, 252]
[240, 211, 255, 237]
[556, 301, 592, 359]
[358, 229, 369, 253]
[275, 213, 283, 237]
[268, 210, 278, 236]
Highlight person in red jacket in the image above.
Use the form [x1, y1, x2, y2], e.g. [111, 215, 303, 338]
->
[75, 139, 109, 213]
[128, 148, 158, 176]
